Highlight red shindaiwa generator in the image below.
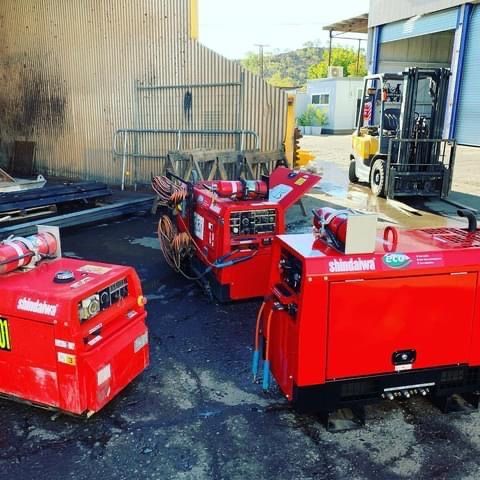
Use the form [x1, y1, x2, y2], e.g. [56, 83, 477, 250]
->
[254, 209, 480, 424]
[155, 167, 320, 302]
[0, 226, 149, 416]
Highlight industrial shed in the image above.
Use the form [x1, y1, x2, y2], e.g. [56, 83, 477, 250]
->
[367, 0, 480, 146]
[0, 0, 288, 187]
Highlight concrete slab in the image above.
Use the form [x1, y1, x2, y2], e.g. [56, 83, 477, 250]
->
[290, 135, 480, 233]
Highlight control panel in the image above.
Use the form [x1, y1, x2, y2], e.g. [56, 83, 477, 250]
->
[280, 249, 303, 293]
[230, 209, 277, 236]
[78, 278, 128, 322]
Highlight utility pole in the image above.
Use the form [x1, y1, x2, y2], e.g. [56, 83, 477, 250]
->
[254, 43, 269, 78]
[356, 38, 361, 75]
[328, 30, 332, 67]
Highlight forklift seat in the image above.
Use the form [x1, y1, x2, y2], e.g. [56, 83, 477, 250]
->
[383, 108, 400, 132]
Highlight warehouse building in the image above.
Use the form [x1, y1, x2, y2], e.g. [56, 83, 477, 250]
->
[0, 1, 287, 186]
[367, 0, 480, 146]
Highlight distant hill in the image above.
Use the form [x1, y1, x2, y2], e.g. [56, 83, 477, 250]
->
[240, 46, 325, 88]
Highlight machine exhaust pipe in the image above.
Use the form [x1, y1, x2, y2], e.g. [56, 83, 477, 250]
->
[457, 209, 478, 233]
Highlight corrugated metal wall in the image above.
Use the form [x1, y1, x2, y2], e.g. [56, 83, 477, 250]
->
[369, 0, 466, 28]
[455, 4, 480, 146]
[379, 7, 458, 43]
[0, 0, 287, 185]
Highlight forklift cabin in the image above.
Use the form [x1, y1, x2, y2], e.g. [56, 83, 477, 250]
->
[350, 68, 456, 199]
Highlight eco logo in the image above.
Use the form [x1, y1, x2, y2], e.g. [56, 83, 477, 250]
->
[382, 253, 412, 269]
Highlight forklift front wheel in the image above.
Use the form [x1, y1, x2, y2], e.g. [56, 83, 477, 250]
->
[370, 159, 386, 197]
[348, 160, 359, 183]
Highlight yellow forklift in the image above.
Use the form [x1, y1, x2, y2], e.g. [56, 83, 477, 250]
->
[349, 68, 456, 199]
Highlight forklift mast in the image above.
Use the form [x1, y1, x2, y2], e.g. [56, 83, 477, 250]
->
[399, 68, 450, 141]
[353, 67, 455, 199]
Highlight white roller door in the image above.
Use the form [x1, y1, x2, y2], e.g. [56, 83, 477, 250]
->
[455, 5, 480, 146]
[380, 7, 459, 43]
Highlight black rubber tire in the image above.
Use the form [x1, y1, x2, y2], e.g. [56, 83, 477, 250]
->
[348, 160, 359, 183]
[370, 158, 386, 197]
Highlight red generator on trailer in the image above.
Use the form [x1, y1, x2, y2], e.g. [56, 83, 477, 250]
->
[156, 167, 320, 301]
[0, 226, 149, 416]
[254, 210, 480, 426]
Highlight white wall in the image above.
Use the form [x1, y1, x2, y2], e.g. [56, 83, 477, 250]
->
[294, 93, 310, 120]
[334, 79, 364, 130]
[294, 78, 364, 132]
[306, 79, 336, 130]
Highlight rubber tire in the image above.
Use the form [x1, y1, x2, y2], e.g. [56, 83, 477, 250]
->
[370, 158, 386, 197]
[348, 160, 359, 183]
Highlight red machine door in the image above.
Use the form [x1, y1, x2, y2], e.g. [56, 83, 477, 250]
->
[326, 273, 477, 380]
[0, 316, 60, 407]
[268, 167, 320, 210]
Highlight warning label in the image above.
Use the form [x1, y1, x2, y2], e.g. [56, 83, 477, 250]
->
[268, 184, 293, 202]
[78, 265, 112, 275]
[194, 212, 205, 240]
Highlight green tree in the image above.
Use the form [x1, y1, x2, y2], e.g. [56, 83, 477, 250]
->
[308, 47, 367, 79]
[241, 51, 273, 77]
[267, 72, 296, 88]
[240, 44, 324, 87]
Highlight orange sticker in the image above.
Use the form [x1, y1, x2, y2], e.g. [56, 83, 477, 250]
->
[294, 177, 306, 186]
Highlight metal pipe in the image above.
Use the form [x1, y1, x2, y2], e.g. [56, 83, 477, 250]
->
[137, 81, 241, 90]
[176, 129, 182, 151]
[113, 129, 260, 188]
[236, 71, 245, 150]
[133, 80, 140, 192]
[121, 132, 128, 191]
[113, 128, 259, 155]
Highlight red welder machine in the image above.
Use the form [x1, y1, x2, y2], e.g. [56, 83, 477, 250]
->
[0, 226, 149, 416]
[254, 207, 480, 427]
[154, 167, 320, 301]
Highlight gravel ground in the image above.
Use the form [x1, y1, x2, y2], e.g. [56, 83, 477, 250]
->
[1, 137, 480, 479]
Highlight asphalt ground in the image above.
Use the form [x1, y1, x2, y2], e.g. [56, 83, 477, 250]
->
[1, 136, 480, 479]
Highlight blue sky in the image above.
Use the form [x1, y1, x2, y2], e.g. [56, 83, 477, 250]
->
[198, 0, 369, 59]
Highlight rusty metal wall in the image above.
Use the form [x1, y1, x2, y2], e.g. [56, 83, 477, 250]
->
[0, 0, 287, 185]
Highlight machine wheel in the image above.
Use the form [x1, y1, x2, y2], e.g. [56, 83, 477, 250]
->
[370, 158, 386, 197]
[348, 160, 359, 183]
